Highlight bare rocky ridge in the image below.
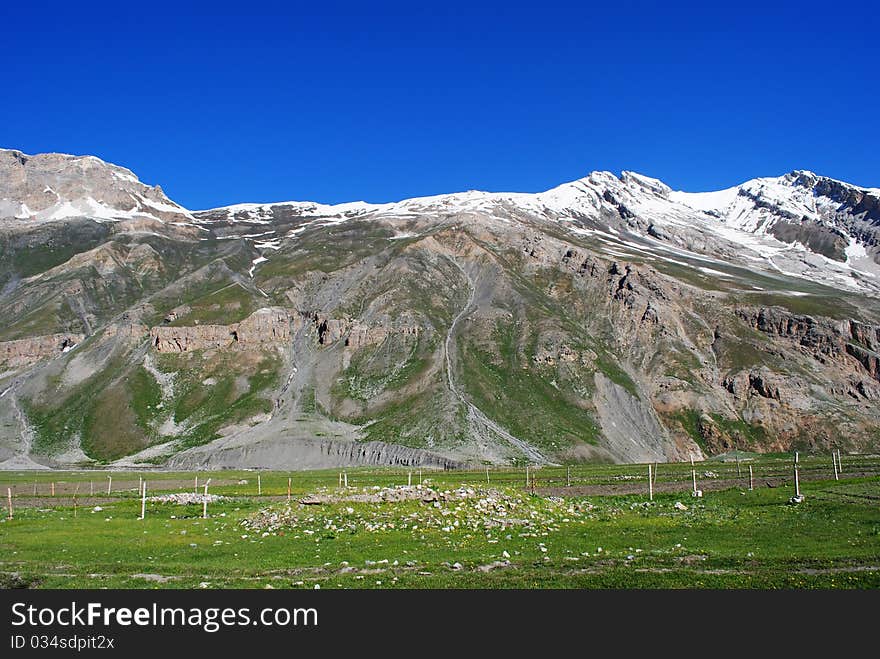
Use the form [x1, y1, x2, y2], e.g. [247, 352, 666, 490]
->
[736, 307, 880, 384]
[1, 148, 879, 470]
[0, 149, 193, 224]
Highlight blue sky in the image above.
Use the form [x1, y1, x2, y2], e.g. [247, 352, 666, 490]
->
[2, 1, 878, 209]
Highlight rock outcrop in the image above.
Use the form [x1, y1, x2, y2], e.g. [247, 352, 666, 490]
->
[532, 343, 595, 366]
[345, 322, 421, 349]
[0, 149, 192, 223]
[846, 343, 880, 381]
[849, 320, 880, 351]
[104, 321, 148, 343]
[0, 333, 85, 369]
[150, 307, 290, 353]
[737, 307, 880, 382]
[723, 369, 783, 401]
[313, 314, 349, 345]
[306, 311, 423, 349]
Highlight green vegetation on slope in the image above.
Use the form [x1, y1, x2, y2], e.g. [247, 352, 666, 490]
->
[709, 413, 769, 450]
[166, 282, 258, 326]
[333, 335, 435, 402]
[460, 327, 601, 456]
[156, 351, 280, 449]
[668, 409, 707, 452]
[129, 365, 164, 431]
[23, 348, 130, 459]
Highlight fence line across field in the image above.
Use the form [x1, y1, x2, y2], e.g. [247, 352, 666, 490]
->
[1, 455, 878, 502]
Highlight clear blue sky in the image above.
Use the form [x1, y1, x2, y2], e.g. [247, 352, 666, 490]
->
[2, 1, 878, 209]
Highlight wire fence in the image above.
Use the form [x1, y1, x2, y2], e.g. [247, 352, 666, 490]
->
[2, 454, 878, 503]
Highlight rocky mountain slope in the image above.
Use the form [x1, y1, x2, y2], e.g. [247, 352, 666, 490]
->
[1, 148, 879, 469]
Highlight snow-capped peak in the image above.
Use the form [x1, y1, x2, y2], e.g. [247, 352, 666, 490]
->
[4, 147, 878, 296]
[0, 148, 194, 223]
[620, 171, 671, 197]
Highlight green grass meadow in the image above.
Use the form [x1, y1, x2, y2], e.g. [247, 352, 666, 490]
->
[1, 456, 878, 589]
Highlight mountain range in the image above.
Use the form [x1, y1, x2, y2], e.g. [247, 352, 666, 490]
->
[1, 147, 878, 470]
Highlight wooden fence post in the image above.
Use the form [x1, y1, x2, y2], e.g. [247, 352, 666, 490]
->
[6, 487, 12, 521]
[648, 465, 653, 501]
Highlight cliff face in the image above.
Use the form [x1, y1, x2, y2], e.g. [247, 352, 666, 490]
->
[0, 333, 85, 369]
[737, 307, 880, 384]
[307, 312, 423, 349]
[345, 323, 421, 349]
[148, 307, 422, 355]
[150, 308, 291, 352]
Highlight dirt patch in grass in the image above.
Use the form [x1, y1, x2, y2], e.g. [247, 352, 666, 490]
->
[5, 496, 118, 509]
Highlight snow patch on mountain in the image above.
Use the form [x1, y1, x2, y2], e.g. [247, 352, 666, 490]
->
[846, 239, 868, 263]
[248, 256, 268, 278]
[199, 167, 879, 296]
[4, 146, 878, 296]
[668, 186, 740, 213]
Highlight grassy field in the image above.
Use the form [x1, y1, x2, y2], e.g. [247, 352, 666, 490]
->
[0, 455, 878, 589]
